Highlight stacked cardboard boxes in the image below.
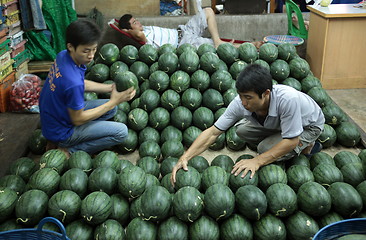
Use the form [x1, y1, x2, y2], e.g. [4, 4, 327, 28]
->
[0, 0, 30, 112]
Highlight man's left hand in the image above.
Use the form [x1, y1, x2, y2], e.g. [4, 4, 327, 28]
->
[231, 158, 261, 179]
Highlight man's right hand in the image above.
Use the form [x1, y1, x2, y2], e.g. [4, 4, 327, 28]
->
[170, 159, 189, 186]
[110, 85, 136, 104]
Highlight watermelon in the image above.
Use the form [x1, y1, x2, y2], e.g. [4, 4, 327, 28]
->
[137, 156, 160, 178]
[158, 43, 177, 56]
[139, 140, 161, 161]
[220, 214, 253, 240]
[138, 127, 160, 145]
[217, 43, 239, 65]
[113, 109, 127, 124]
[286, 164, 314, 191]
[161, 140, 184, 159]
[183, 126, 202, 147]
[188, 156, 209, 173]
[214, 107, 227, 121]
[322, 103, 348, 126]
[335, 121, 361, 147]
[297, 181, 331, 217]
[313, 163, 343, 187]
[115, 70, 138, 91]
[190, 69, 211, 92]
[174, 166, 201, 190]
[88, 167, 117, 195]
[93, 150, 120, 171]
[289, 57, 310, 80]
[130, 61, 150, 83]
[116, 129, 138, 154]
[110, 61, 128, 80]
[202, 88, 224, 111]
[173, 186, 203, 222]
[15, 189, 49, 226]
[252, 214, 286, 240]
[177, 43, 196, 56]
[210, 70, 233, 92]
[201, 166, 229, 191]
[48, 190, 81, 224]
[149, 62, 159, 75]
[140, 185, 172, 221]
[160, 157, 179, 177]
[28, 129, 47, 155]
[160, 125, 183, 144]
[317, 124, 337, 148]
[259, 43, 278, 63]
[88, 63, 109, 83]
[307, 87, 332, 108]
[119, 45, 138, 65]
[0, 187, 18, 223]
[341, 162, 365, 187]
[65, 219, 94, 240]
[197, 43, 216, 57]
[285, 211, 319, 240]
[270, 59, 290, 81]
[282, 77, 302, 91]
[149, 70, 170, 92]
[160, 89, 181, 111]
[278, 42, 297, 61]
[138, 44, 158, 65]
[211, 155, 234, 173]
[229, 170, 258, 192]
[81, 191, 112, 225]
[204, 184, 235, 221]
[209, 132, 226, 151]
[99, 43, 119, 65]
[127, 108, 149, 131]
[126, 217, 157, 240]
[59, 168, 88, 198]
[145, 174, 160, 188]
[199, 52, 220, 74]
[238, 42, 258, 63]
[317, 211, 344, 229]
[328, 182, 363, 218]
[258, 164, 287, 191]
[300, 75, 322, 93]
[192, 107, 214, 130]
[117, 101, 131, 114]
[149, 107, 170, 131]
[288, 154, 310, 168]
[310, 151, 335, 170]
[223, 89, 237, 107]
[171, 106, 192, 131]
[158, 52, 179, 75]
[118, 165, 147, 198]
[129, 196, 143, 219]
[109, 194, 130, 225]
[179, 50, 199, 74]
[229, 60, 247, 80]
[157, 216, 188, 240]
[27, 168, 60, 196]
[226, 126, 246, 151]
[160, 173, 176, 194]
[189, 215, 219, 240]
[334, 151, 361, 169]
[181, 88, 202, 111]
[94, 219, 125, 240]
[254, 59, 270, 70]
[39, 149, 67, 174]
[266, 183, 297, 217]
[170, 70, 190, 94]
[8, 157, 37, 182]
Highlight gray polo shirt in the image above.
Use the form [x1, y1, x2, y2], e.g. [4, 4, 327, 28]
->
[214, 84, 325, 139]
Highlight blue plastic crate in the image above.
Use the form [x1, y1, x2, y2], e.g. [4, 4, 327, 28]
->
[313, 218, 366, 240]
[0, 217, 70, 240]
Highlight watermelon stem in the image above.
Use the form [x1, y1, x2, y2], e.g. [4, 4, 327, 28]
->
[318, 137, 330, 143]
[188, 214, 194, 222]
[60, 209, 67, 223]
[143, 215, 157, 221]
[216, 210, 227, 221]
[16, 218, 28, 223]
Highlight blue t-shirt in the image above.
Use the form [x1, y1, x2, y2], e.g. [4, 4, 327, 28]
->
[39, 50, 86, 142]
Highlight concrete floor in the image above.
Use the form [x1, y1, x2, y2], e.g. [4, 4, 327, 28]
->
[0, 89, 365, 177]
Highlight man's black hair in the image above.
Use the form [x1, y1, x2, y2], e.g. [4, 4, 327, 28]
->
[119, 14, 133, 29]
[235, 64, 273, 98]
[66, 19, 101, 50]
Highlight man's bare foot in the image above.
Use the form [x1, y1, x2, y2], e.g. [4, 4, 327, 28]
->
[252, 41, 264, 49]
[58, 147, 70, 159]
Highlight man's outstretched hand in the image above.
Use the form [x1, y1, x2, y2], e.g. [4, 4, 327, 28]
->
[231, 158, 261, 179]
[170, 159, 189, 186]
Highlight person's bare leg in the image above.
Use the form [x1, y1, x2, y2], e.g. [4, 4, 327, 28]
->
[204, 8, 225, 48]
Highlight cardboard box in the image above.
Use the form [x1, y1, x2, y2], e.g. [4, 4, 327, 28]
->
[74, 0, 160, 18]
[0, 71, 15, 112]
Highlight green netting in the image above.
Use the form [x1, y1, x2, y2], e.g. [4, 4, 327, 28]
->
[25, 0, 77, 61]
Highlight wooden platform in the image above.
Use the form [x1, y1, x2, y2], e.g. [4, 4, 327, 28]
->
[28, 61, 53, 74]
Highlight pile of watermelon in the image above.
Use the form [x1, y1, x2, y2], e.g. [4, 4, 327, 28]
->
[83, 41, 360, 155]
[0, 147, 366, 239]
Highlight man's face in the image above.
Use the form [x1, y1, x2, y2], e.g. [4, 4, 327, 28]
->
[237, 90, 269, 113]
[129, 17, 143, 31]
[67, 43, 98, 66]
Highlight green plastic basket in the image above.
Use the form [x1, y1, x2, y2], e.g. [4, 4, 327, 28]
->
[0, 217, 70, 240]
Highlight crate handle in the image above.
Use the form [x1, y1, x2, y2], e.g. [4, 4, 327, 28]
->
[37, 217, 69, 240]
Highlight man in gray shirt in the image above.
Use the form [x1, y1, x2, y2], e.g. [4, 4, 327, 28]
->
[171, 64, 324, 182]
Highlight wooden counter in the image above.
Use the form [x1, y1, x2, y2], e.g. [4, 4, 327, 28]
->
[306, 4, 366, 89]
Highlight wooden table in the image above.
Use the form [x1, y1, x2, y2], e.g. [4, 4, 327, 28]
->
[306, 4, 366, 89]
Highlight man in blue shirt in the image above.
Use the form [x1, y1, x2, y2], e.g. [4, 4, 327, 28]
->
[171, 64, 324, 182]
[39, 19, 135, 157]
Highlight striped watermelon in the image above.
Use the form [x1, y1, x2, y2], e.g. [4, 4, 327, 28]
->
[81, 191, 112, 225]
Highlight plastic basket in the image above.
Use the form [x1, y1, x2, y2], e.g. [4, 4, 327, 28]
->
[263, 34, 304, 46]
[0, 217, 70, 240]
[313, 218, 366, 240]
